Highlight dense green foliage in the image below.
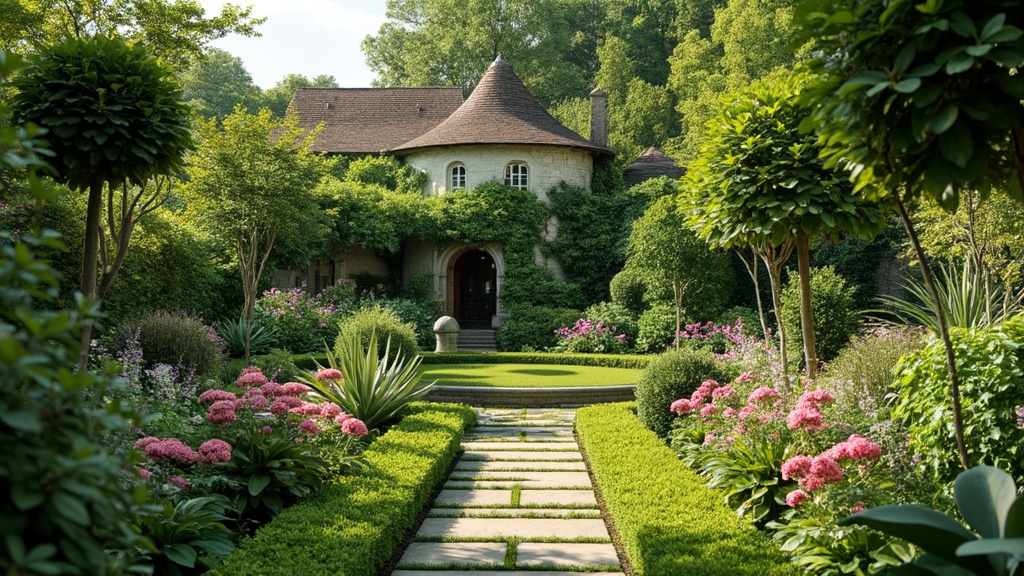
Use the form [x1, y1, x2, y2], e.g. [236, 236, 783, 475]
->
[635, 302, 678, 354]
[212, 403, 476, 576]
[635, 348, 738, 437]
[576, 403, 792, 576]
[893, 315, 1024, 486]
[496, 305, 580, 352]
[781, 266, 860, 364]
[334, 306, 420, 362]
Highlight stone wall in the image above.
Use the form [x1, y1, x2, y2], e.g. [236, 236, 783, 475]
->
[403, 144, 593, 202]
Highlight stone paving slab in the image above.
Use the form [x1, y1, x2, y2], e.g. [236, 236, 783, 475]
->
[445, 481, 592, 490]
[519, 489, 599, 507]
[516, 543, 620, 567]
[446, 471, 592, 489]
[416, 517, 610, 539]
[461, 450, 583, 461]
[394, 572, 623, 576]
[428, 507, 602, 518]
[461, 442, 579, 451]
[467, 430, 576, 440]
[397, 542, 506, 567]
[433, 489, 512, 506]
[455, 460, 586, 472]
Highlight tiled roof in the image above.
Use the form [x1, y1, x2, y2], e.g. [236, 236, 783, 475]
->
[392, 56, 612, 156]
[623, 147, 685, 188]
[287, 88, 464, 154]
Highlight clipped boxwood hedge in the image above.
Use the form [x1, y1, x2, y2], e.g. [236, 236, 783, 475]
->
[576, 402, 793, 576]
[294, 351, 652, 370]
[211, 402, 476, 576]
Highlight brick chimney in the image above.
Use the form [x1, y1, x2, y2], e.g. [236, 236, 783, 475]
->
[589, 87, 608, 148]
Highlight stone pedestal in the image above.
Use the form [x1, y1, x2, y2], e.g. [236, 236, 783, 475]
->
[433, 316, 460, 353]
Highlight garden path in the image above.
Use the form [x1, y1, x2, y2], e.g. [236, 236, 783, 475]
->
[391, 407, 626, 576]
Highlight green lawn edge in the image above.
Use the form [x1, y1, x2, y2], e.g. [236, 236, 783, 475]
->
[575, 402, 795, 576]
[211, 402, 477, 576]
[294, 351, 653, 370]
[417, 363, 643, 388]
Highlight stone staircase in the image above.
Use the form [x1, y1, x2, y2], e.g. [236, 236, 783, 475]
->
[458, 329, 498, 353]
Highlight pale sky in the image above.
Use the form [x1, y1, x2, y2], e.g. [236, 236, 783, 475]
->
[197, 0, 388, 89]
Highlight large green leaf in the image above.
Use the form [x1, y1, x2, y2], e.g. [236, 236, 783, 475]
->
[955, 465, 1018, 539]
[956, 538, 1024, 557]
[840, 505, 985, 572]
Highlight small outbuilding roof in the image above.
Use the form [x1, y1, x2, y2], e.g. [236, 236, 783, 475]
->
[622, 147, 686, 188]
[287, 87, 464, 154]
[392, 56, 612, 156]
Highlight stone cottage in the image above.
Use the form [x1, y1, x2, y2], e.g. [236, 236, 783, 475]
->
[283, 56, 612, 328]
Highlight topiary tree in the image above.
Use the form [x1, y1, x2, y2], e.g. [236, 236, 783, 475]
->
[687, 69, 887, 378]
[795, 0, 1024, 470]
[1, 48, 146, 576]
[10, 34, 193, 365]
[635, 347, 739, 437]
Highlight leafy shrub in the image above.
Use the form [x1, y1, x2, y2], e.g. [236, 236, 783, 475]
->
[636, 302, 676, 354]
[609, 267, 647, 314]
[677, 319, 745, 355]
[255, 280, 357, 354]
[335, 306, 420, 360]
[212, 403, 476, 576]
[823, 326, 926, 429]
[781, 265, 860, 364]
[584, 301, 639, 346]
[635, 348, 737, 437]
[372, 297, 443, 350]
[215, 315, 277, 358]
[118, 310, 222, 376]
[576, 403, 791, 576]
[135, 495, 236, 576]
[893, 315, 1024, 486]
[252, 349, 302, 384]
[496, 305, 580, 351]
[304, 330, 435, 430]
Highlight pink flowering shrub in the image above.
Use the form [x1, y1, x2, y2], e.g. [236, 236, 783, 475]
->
[552, 318, 629, 354]
[254, 280, 357, 354]
[132, 365, 373, 518]
[677, 319, 745, 356]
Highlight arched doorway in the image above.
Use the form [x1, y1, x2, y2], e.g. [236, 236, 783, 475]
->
[452, 249, 497, 326]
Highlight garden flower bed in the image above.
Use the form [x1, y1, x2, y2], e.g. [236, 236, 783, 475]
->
[575, 402, 793, 576]
[211, 402, 476, 576]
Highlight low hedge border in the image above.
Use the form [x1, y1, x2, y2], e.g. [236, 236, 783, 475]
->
[575, 402, 794, 576]
[211, 402, 477, 576]
[294, 352, 652, 370]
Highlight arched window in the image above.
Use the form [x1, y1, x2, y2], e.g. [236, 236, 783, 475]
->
[504, 161, 528, 190]
[448, 162, 467, 190]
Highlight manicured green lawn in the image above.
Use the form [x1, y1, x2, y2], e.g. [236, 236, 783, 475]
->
[417, 363, 643, 387]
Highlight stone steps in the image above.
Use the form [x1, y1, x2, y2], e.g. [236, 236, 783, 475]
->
[391, 408, 624, 576]
[458, 329, 498, 352]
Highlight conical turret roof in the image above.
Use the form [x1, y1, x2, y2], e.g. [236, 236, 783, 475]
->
[392, 56, 611, 156]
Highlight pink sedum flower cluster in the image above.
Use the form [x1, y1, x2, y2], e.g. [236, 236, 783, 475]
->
[139, 438, 199, 463]
[198, 439, 233, 464]
[341, 418, 369, 436]
[785, 489, 810, 507]
[315, 368, 343, 381]
[786, 390, 834, 431]
[207, 400, 238, 425]
[782, 434, 881, 492]
[236, 366, 268, 388]
[298, 419, 323, 435]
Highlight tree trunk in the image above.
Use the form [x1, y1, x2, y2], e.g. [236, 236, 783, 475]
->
[673, 278, 682, 350]
[795, 231, 819, 378]
[1014, 127, 1024, 199]
[78, 179, 104, 370]
[895, 195, 970, 470]
[762, 251, 790, 385]
[736, 247, 770, 340]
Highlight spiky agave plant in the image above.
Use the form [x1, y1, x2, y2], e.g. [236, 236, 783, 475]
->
[299, 330, 435, 430]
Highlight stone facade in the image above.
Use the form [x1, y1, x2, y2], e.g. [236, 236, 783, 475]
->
[404, 144, 594, 202]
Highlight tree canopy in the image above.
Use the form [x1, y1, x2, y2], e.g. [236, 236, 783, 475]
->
[1, 0, 263, 70]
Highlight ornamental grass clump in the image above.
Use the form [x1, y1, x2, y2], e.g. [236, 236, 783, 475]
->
[301, 330, 435, 430]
